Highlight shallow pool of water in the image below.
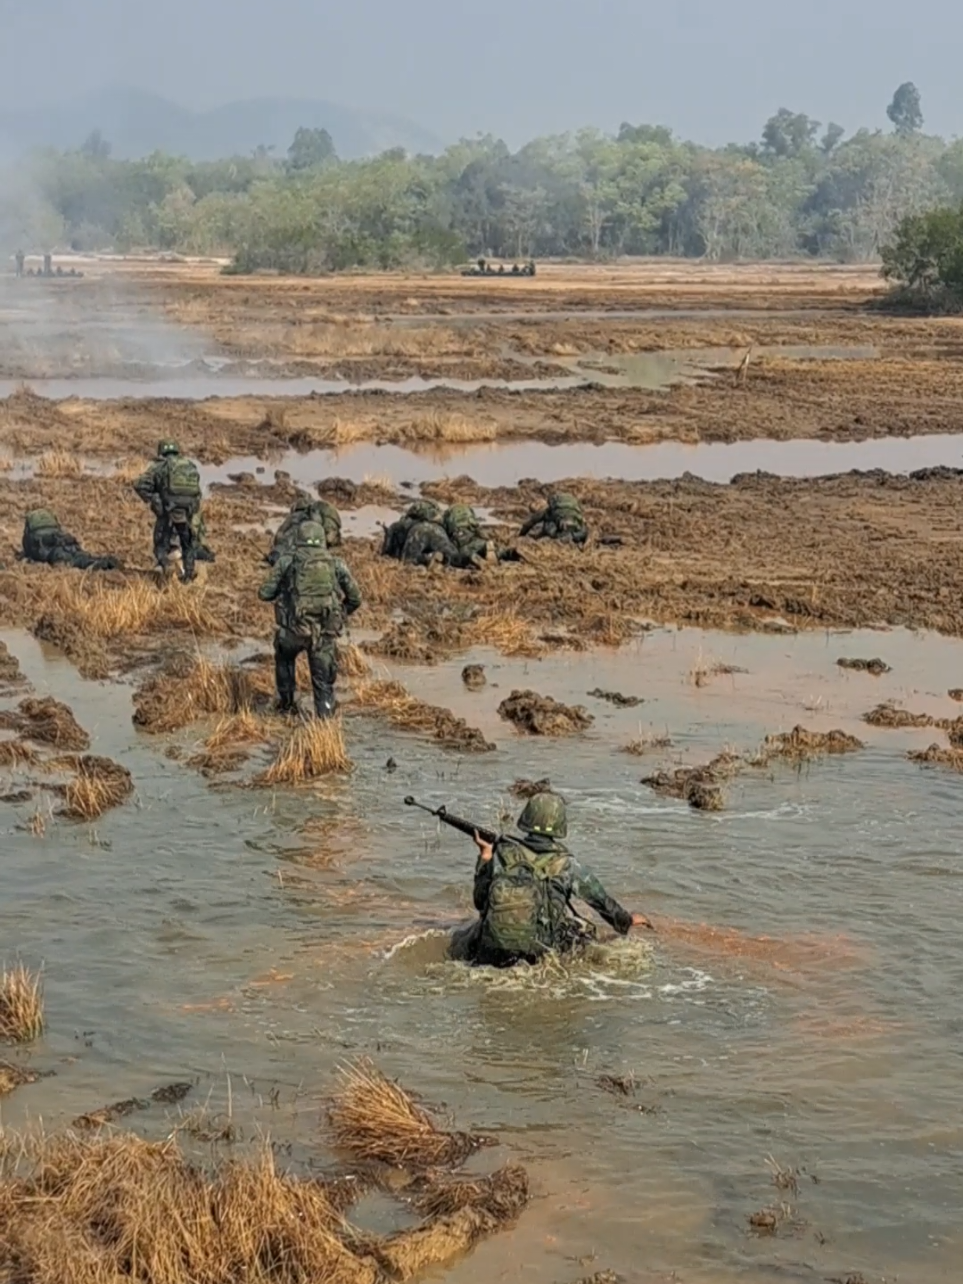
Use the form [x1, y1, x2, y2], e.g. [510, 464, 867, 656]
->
[195, 433, 963, 492]
[3, 624, 962, 1281]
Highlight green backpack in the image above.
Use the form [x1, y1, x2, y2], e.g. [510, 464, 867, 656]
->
[480, 840, 568, 957]
[548, 493, 583, 528]
[162, 456, 201, 506]
[316, 500, 342, 548]
[24, 509, 60, 536]
[443, 503, 480, 546]
[288, 546, 339, 633]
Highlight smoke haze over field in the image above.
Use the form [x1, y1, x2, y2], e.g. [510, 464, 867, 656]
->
[0, 0, 957, 149]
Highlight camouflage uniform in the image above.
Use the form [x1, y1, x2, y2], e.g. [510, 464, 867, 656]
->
[399, 520, 479, 569]
[21, 509, 120, 571]
[268, 495, 342, 566]
[449, 793, 633, 968]
[133, 441, 205, 582]
[382, 500, 442, 559]
[257, 521, 361, 718]
[443, 503, 493, 563]
[519, 492, 588, 546]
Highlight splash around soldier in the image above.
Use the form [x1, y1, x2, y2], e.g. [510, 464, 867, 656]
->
[258, 520, 361, 720]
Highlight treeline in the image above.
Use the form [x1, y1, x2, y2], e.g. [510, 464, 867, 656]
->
[5, 83, 963, 272]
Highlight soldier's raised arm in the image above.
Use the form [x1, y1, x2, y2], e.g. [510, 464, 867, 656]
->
[568, 858, 643, 935]
[518, 507, 547, 538]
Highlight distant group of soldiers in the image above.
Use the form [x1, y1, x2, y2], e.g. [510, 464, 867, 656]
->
[12, 251, 82, 279]
[461, 257, 537, 278]
[19, 441, 587, 722]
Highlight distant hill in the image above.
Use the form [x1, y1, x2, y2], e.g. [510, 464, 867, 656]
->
[0, 86, 444, 163]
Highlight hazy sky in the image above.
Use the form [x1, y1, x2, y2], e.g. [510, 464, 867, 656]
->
[0, 0, 957, 145]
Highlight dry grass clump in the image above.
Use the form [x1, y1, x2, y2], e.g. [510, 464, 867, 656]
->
[31, 611, 112, 680]
[837, 656, 891, 676]
[497, 689, 594, 736]
[256, 717, 352, 785]
[621, 731, 673, 755]
[0, 697, 90, 751]
[761, 726, 864, 759]
[0, 964, 44, 1043]
[328, 1058, 491, 1169]
[0, 1060, 40, 1096]
[690, 658, 748, 688]
[0, 738, 38, 768]
[60, 755, 133, 820]
[862, 703, 935, 729]
[949, 688, 963, 702]
[508, 776, 552, 798]
[134, 656, 267, 734]
[0, 640, 24, 687]
[474, 612, 544, 658]
[41, 577, 222, 640]
[34, 449, 85, 478]
[641, 752, 742, 812]
[410, 1164, 529, 1221]
[350, 679, 495, 752]
[399, 410, 497, 444]
[908, 744, 963, 772]
[337, 642, 370, 678]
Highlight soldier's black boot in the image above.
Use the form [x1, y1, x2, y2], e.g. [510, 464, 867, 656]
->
[314, 684, 337, 720]
[275, 652, 297, 715]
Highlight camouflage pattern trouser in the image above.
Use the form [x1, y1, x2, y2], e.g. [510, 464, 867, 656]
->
[274, 627, 338, 719]
[540, 520, 587, 545]
[23, 531, 118, 571]
[153, 509, 197, 580]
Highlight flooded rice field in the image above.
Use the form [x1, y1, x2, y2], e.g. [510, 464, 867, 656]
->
[3, 624, 963, 1282]
[3, 261, 963, 1283]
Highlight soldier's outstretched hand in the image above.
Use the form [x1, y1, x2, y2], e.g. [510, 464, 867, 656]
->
[631, 913, 655, 931]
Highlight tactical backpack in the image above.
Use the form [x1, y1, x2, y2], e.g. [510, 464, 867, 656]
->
[161, 456, 201, 511]
[24, 509, 60, 536]
[480, 839, 569, 957]
[443, 503, 480, 547]
[547, 492, 583, 531]
[287, 546, 340, 635]
[316, 500, 342, 548]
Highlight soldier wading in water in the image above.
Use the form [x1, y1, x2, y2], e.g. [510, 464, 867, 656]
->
[444, 791, 652, 968]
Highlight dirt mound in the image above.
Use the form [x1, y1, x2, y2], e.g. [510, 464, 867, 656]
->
[0, 641, 24, 688]
[362, 618, 465, 666]
[641, 752, 741, 811]
[508, 777, 553, 798]
[837, 656, 890, 675]
[862, 703, 935, 729]
[587, 688, 642, 707]
[58, 755, 134, 820]
[32, 612, 111, 680]
[0, 697, 90, 751]
[497, 690, 594, 736]
[0, 1060, 40, 1097]
[762, 726, 864, 759]
[949, 689, 963, 702]
[462, 664, 486, 690]
[351, 680, 495, 752]
[908, 744, 963, 772]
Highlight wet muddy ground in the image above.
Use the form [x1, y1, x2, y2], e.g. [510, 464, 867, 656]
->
[3, 260, 963, 1284]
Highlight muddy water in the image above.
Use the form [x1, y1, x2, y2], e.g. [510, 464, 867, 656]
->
[196, 433, 963, 493]
[3, 625, 963, 1281]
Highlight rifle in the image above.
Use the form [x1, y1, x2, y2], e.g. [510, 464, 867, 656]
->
[403, 796, 498, 845]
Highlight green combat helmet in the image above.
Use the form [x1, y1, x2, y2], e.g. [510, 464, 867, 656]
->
[157, 440, 180, 457]
[517, 791, 567, 839]
[291, 490, 314, 512]
[407, 499, 441, 523]
[296, 520, 327, 548]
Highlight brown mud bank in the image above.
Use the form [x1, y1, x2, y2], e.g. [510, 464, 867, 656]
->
[6, 352, 963, 464]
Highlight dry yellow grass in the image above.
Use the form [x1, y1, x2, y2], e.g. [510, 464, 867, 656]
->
[0, 965, 44, 1043]
[473, 611, 544, 657]
[60, 756, 133, 820]
[0, 738, 38, 768]
[34, 449, 85, 478]
[204, 710, 270, 751]
[349, 678, 494, 752]
[328, 1058, 489, 1169]
[257, 717, 352, 785]
[134, 656, 271, 734]
[397, 410, 497, 444]
[40, 577, 222, 640]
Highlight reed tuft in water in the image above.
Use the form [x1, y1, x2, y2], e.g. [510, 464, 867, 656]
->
[0, 965, 44, 1043]
[328, 1058, 491, 1169]
[258, 717, 352, 785]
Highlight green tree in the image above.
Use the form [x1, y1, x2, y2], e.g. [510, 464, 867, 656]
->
[881, 204, 963, 306]
[762, 109, 820, 158]
[287, 127, 337, 170]
[887, 82, 923, 136]
[80, 129, 111, 159]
